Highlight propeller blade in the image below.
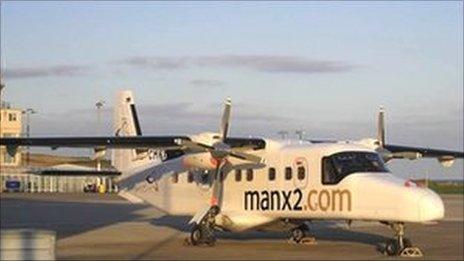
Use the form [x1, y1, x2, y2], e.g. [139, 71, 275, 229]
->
[220, 98, 232, 141]
[377, 107, 385, 148]
[210, 160, 225, 208]
[175, 139, 213, 152]
[229, 150, 263, 164]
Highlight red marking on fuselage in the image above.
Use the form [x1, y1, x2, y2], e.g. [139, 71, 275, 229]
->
[210, 197, 218, 206]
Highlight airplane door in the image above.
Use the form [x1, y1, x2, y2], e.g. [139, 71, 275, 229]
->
[292, 157, 309, 189]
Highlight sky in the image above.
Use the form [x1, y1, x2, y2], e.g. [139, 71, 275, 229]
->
[1, 1, 463, 179]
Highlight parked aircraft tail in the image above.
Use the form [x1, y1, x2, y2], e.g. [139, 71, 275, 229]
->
[112, 90, 151, 172]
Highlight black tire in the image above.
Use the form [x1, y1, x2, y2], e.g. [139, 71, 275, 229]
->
[291, 227, 305, 243]
[403, 237, 412, 248]
[190, 225, 202, 246]
[385, 239, 399, 256]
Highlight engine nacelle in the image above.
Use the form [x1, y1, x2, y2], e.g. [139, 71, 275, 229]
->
[438, 156, 455, 168]
[182, 153, 218, 170]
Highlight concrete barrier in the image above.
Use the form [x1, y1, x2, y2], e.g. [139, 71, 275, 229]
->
[0, 229, 56, 260]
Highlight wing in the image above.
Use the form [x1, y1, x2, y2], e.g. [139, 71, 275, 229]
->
[0, 135, 265, 151]
[384, 144, 464, 159]
[0, 136, 189, 149]
[382, 144, 463, 167]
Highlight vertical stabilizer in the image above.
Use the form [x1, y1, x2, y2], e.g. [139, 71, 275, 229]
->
[112, 90, 150, 172]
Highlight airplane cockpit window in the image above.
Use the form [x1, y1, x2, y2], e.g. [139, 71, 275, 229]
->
[322, 151, 389, 185]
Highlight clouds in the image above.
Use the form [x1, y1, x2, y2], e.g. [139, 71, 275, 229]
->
[3, 64, 90, 79]
[122, 54, 356, 74]
[2, 54, 356, 81]
[189, 79, 225, 87]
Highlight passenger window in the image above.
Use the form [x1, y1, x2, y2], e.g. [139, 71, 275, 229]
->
[235, 169, 242, 182]
[187, 171, 194, 183]
[297, 166, 305, 180]
[172, 173, 178, 183]
[246, 169, 253, 181]
[285, 167, 292, 180]
[268, 168, 276, 181]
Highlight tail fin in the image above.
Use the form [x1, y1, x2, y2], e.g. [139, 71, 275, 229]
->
[111, 90, 150, 172]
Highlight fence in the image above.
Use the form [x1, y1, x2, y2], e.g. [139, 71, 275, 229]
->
[0, 171, 117, 193]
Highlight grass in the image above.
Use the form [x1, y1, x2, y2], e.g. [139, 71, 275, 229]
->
[428, 181, 464, 195]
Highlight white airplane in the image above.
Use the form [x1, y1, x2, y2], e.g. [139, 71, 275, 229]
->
[1, 90, 463, 257]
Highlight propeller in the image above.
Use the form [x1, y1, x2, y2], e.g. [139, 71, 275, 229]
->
[177, 98, 263, 212]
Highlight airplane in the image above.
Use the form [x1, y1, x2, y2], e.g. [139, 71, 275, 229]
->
[1, 90, 463, 257]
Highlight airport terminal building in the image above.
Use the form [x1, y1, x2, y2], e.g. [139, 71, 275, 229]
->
[0, 101, 22, 167]
[0, 84, 117, 194]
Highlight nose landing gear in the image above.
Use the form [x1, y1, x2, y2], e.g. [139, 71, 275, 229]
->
[187, 206, 219, 247]
[384, 222, 422, 257]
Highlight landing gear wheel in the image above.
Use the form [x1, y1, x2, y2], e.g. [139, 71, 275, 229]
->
[384, 223, 422, 257]
[291, 227, 306, 243]
[190, 225, 202, 246]
[385, 238, 414, 256]
[385, 239, 399, 256]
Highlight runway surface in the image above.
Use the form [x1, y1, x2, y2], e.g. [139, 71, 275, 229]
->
[1, 193, 463, 260]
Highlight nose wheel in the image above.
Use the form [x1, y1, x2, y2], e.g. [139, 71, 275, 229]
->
[384, 222, 422, 257]
[188, 206, 219, 247]
[288, 223, 316, 245]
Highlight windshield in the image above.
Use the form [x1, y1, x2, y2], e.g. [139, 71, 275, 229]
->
[322, 151, 389, 184]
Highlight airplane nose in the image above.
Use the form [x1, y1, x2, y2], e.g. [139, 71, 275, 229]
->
[418, 191, 444, 222]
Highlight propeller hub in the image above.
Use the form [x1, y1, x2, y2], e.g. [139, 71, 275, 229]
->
[210, 142, 231, 159]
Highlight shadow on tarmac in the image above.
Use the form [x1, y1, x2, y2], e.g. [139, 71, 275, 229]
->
[151, 215, 389, 247]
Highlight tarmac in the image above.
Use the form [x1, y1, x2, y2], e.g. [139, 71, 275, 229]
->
[1, 193, 462, 260]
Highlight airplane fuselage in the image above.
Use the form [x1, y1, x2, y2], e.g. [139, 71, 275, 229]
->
[119, 138, 445, 232]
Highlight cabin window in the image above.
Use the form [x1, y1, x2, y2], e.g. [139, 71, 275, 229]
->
[171, 173, 178, 183]
[246, 169, 253, 181]
[187, 171, 194, 183]
[235, 169, 242, 182]
[297, 166, 305, 180]
[269, 168, 276, 181]
[268, 168, 276, 181]
[285, 167, 292, 180]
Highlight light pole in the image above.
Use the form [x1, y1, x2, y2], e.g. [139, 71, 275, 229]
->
[95, 100, 105, 172]
[22, 108, 37, 166]
[95, 100, 105, 135]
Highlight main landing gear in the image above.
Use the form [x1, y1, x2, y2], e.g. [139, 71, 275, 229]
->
[289, 223, 316, 245]
[188, 206, 219, 246]
[384, 222, 422, 257]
